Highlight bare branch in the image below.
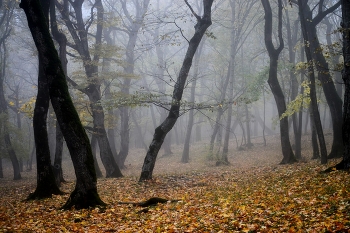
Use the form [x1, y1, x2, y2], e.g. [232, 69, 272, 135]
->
[184, 0, 201, 21]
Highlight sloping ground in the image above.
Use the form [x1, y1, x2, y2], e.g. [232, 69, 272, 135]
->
[1, 134, 349, 232]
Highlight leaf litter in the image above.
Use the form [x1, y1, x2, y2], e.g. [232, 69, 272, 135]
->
[0, 136, 349, 232]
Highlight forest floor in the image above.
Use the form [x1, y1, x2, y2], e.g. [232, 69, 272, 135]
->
[0, 134, 350, 232]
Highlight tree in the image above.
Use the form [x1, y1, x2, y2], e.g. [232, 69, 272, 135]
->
[139, 0, 214, 181]
[56, 0, 122, 178]
[0, 0, 21, 180]
[325, 0, 350, 171]
[50, 0, 67, 185]
[296, 0, 343, 159]
[26, 0, 62, 199]
[339, 0, 350, 169]
[298, 0, 328, 164]
[261, 0, 296, 164]
[20, 0, 105, 209]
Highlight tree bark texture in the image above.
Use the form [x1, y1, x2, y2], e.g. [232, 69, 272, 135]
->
[139, 0, 214, 181]
[261, 0, 296, 164]
[20, 0, 105, 209]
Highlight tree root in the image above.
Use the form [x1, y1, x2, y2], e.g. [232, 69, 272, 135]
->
[118, 197, 179, 207]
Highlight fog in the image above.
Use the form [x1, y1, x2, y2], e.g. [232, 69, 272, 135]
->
[0, 0, 339, 180]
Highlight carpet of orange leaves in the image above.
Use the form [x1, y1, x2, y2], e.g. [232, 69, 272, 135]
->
[1, 135, 349, 232]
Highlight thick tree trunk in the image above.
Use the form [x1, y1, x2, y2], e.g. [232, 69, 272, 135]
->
[27, 0, 61, 198]
[0, 158, 3, 178]
[139, 0, 213, 181]
[20, 0, 105, 209]
[261, 0, 296, 164]
[335, 0, 350, 169]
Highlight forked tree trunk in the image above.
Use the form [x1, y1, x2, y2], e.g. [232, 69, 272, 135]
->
[20, 0, 105, 209]
[298, 0, 328, 164]
[299, 1, 343, 159]
[139, 0, 214, 181]
[261, 0, 296, 164]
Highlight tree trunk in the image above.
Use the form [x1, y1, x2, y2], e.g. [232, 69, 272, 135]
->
[91, 134, 103, 178]
[208, 64, 231, 159]
[300, 1, 343, 159]
[331, 0, 350, 170]
[0, 158, 3, 178]
[50, 0, 67, 186]
[181, 39, 204, 163]
[298, 0, 328, 164]
[28, 0, 61, 199]
[20, 0, 105, 209]
[56, 0, 122, 178]
[261, 0, 296, 164]
[310, 110, 320, 160]
[0, 2, 21, 180]
[139, 0, 214, 181]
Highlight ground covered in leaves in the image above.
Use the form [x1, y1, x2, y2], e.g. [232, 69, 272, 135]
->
[1, 136, 350, 232]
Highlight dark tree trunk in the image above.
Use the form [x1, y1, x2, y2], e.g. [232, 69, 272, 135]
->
[50, 0, 67, 186]
[310, 111, 320, 160]
[181, 39, 204, 163]
[285, 8, 301, 159]
[0, 158, 3, 178]
[26, 0, 61, 199]
[56, 0, 122, 178]
[327, 0, 350, 170]
[341, 0, 350, 169]
[20, 0, 105, 209]
[261, 0, 296, 164]
[298, 0, 328, 164]
[139, 0, 214, 181]
[91, 134, 103, 178]
[299, 1, 343, 159]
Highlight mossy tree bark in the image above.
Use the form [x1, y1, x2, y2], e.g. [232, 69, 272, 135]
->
[20, 0, 105, 209]
[261, 0, 296, 164]
[139, 0, 214, 181]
